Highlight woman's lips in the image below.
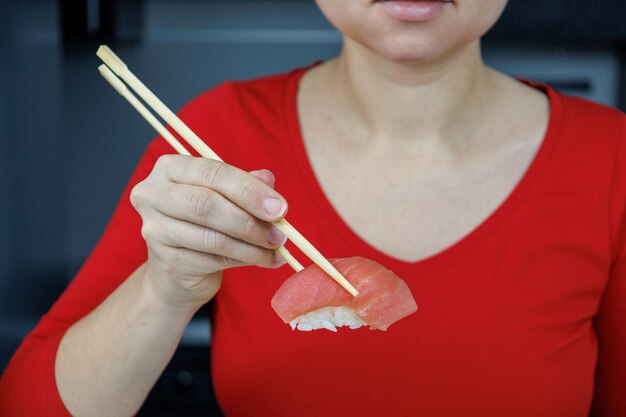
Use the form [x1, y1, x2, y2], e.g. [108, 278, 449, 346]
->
[375, 0, 452, 23]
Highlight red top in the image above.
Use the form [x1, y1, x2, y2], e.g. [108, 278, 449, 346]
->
[1, 66, 625, 417]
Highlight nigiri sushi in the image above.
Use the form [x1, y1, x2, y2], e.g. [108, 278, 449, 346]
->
[271, 256, 417, 332]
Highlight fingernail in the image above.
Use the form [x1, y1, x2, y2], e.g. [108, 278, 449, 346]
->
[267, 227, 287, 246]
[274, 251, 287, 265]
[263, 197, 286, 218]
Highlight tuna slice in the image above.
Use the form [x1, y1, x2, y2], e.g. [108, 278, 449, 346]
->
[271, 256, 417, 331]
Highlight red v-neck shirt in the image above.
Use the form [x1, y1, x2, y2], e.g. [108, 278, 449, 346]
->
[1, 66, 625, 417]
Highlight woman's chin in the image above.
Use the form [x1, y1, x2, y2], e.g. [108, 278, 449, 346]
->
[360, 35, 447, 64]
[377, 46, 439, 64]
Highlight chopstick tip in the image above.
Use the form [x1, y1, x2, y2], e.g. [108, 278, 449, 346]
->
[96, 45, 127, 76]
[98, 64, 127, 95]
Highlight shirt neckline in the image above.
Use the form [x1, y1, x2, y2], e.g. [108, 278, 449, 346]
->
[282, 65, 564, 277]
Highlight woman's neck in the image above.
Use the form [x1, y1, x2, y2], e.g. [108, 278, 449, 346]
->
[324, 38, 494, 143]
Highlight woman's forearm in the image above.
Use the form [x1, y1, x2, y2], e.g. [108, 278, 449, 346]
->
[54, 156, 287, 417]
[55, 263, 199, 417]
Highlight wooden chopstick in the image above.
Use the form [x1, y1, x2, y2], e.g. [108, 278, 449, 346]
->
[98, 64, 304, 274]
[98, 65, 191, 157]
[96, 48, 359, 297]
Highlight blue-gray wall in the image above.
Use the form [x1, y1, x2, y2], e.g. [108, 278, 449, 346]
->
[0, 1, 66, 364]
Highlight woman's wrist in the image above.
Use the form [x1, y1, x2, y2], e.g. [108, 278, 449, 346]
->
[137, 263, 205, 318]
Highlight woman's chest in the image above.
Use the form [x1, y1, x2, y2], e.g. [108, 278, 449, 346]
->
[300, 128, 545, 263]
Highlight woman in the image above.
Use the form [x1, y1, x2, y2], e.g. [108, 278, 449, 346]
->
[1, 0, 624, 416]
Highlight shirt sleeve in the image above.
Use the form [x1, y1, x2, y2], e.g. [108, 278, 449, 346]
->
[0, 139, 165, 416]
[590, 116, 626, 416]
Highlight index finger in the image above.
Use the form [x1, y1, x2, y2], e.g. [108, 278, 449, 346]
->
[156, 155, 288, 222]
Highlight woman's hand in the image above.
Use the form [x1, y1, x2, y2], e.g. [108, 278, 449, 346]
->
[130, 154, 289, 309]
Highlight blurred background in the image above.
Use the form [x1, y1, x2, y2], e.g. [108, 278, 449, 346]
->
[1, 0, 625, 415]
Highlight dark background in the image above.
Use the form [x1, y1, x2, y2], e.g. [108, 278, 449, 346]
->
[1, 1, 625, 415]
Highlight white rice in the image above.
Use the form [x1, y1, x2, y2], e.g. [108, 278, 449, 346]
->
[289, 306, 366, 332]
